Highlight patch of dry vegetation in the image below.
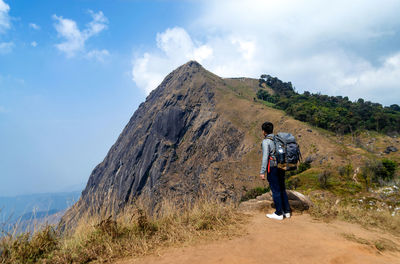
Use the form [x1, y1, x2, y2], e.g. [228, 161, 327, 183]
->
[341, 232, 400, 252]
[309, 191, 400, 236]
[0, 197, 247, 263]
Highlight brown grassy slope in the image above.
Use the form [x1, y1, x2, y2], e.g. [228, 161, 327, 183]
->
[204, 76, 400, 194]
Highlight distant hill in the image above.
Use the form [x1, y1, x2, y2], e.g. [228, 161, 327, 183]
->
[0, 191, 81, 234]
[59, 61, 400, 231]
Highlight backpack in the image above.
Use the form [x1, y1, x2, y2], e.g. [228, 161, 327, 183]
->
[267, 132, 302, 171]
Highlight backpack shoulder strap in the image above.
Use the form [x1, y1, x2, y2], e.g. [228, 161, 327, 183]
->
[266, 135, 274, 140]
[265, 134, 277, 157]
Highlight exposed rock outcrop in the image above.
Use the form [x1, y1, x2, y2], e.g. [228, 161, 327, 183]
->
[286, 190, 313, 210]
[385, 146, 398, 154]
[238, 190, 312, 212]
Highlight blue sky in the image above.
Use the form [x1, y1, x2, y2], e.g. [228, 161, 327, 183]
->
[0, 0, 198, 196]
[1, 0, 400, 196]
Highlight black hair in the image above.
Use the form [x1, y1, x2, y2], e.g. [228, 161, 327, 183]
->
[261, 121, 273, 134]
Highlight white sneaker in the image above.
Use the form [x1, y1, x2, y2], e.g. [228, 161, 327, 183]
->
[284, 212, 291, 218]
[266, 213, 283, 220]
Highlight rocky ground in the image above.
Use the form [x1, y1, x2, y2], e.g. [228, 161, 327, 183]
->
[238, 190, 313, 212]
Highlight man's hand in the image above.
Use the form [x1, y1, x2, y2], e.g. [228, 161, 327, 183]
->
[259, 173, 265, 180]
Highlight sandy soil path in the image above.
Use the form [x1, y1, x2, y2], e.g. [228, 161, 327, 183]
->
[116, 212, 400, 264]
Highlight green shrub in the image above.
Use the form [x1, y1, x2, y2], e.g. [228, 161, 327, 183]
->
[256, 89, 279, 103]
[287, 161, 311, 177]
[381, 159, 397, 180]
[297, 161, 311, 173]
[240, 186, 270, 202]
[361, 159, 398, 188]
[338, 163, 353, 180]
[286, 176, 301, 190]
[318, 170, 331, 189]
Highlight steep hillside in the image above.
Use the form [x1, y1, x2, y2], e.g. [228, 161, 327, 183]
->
[60, 61, 400, 231]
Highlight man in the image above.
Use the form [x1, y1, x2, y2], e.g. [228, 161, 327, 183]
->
[259, 121, 291, 220]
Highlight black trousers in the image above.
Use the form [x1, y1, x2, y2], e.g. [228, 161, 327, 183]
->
[267, 167, 291, 215]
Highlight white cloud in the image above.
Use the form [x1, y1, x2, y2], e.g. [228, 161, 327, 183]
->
[53, 10, 108, 58]
[53, 15, 85, 57]
[29, 23, 40, 30]
[132, 27, 268, 94]
[132, 0, 400, 105]
[0, 0, 12, 55]
[31, 41, 37, 47]
[132, 27, 213, 94]
[337, 53, 400, 103]
[0, 0, 10, 34]
[86, 10, 107, 36]
[0, 41, 13, 53]
[132, 53, 167, 95]
[86, 49, 109, 62]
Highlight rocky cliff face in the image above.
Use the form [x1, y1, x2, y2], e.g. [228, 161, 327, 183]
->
[60, 61, 249, 230]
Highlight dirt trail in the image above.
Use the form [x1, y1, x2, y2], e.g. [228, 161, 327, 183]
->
[116, 212, 400, 264]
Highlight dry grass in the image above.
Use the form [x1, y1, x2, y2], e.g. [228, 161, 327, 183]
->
[341, 232, 400, 252]
[309, 191, 400, 236]
[0, 197, 247, 264]
[0, 225, 58, 263]
[341, 232, 370, 245]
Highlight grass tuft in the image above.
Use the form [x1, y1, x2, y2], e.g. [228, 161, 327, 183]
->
[0, 196, 247, 264]
[0, 225, 58, 263]
[341, 232, 400, 252]
[240, 186, 270, 202]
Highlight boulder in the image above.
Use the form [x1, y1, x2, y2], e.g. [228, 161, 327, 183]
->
[305, 155, 315, 163]
[384, 146, 398, 154]
[256, 192, 272, 201]
[239, 199, 273, 211]
[286, 190, 313, 210]
[239, 190, 312, 212]
[289, 200, 309, 211]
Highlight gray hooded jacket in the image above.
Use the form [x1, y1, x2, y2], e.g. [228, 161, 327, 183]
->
[260, 133, 278, 174]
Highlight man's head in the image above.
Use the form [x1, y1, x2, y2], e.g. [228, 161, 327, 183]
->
[261, 121, 274, 136]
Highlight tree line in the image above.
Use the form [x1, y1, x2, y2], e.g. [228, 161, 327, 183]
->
[258, 75, 400, 134]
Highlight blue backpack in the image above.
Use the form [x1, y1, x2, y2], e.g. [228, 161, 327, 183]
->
[268, 132, 302, 171]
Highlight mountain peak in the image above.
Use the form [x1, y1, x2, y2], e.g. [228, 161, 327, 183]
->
[144, 60, 209, 102]
[171, 60, 204, 76]
[182, 60, 202, 69]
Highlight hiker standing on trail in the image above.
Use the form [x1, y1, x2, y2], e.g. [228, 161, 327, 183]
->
[259, 122, 291, 220]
